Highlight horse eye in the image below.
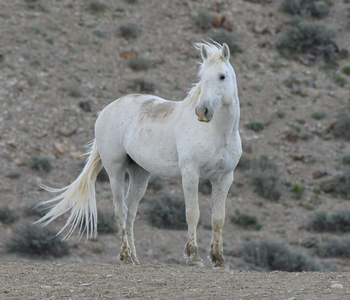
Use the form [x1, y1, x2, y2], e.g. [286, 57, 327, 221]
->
[220, 74, 225, 80]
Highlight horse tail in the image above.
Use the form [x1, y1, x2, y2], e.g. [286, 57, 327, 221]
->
[35, 140, 102, 240]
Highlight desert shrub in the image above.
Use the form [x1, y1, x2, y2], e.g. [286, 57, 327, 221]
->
[276, 109, 286, 118]
[311, 111, 325, 120]
[67, 86, 82, 98]
[343, 67, 350, 76]
[119, 23, 139, 39]
[246, 121, 264, 132]
[92, 29, 105, 38]
[250, 155, 281, 201]
[97, 211, 117, 234]
[147, 175, 163, 191]
[334, 113, 350, 140]
[242, 240, 322, 272]
[6, 224, 69, 257]
[280, 0, 331, 18]
[0, 207, 19, 224]
[198, 179, 211, 195]
[195, 10, 215, 31]
[333, 170, 350, 199]
[342, 155, 350, 165]
[237, 154, 252, 170]
[210, 29, 243, 54]
[128, 78, 155, 92]
[24, 203, 50, 218]
[231, 210, 261, 230]
[29, 156, 52, 173]
[88, 2, 107, 13]
[305, 155, 317, 164]
[300, 132, 313, 140]
[293, 183, 305, 199]
[146, 195, 187, 230]
[316, 238, 350, 258]
[46, 38, 54, 45]
[333, 74, 347, 87]
[277, 23, 338, 63]
[309, 210, 350, 232]
[128, 57, 151, 71]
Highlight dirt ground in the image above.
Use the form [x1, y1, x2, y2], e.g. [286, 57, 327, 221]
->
[1, 0, 350, 296]
[1, 262, 350, 300]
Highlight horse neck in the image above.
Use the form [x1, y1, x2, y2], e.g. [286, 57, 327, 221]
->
[212, 97, 240, 136]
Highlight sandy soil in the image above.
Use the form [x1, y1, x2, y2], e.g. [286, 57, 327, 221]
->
[1, 262, 349, 300]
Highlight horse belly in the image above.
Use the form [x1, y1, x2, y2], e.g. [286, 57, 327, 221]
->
[124, 124, 181, 177]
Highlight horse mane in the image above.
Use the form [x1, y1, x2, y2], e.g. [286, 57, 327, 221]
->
[183, 42, 224, 108]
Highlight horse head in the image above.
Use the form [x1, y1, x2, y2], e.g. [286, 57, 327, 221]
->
[195, 43, 238, 123]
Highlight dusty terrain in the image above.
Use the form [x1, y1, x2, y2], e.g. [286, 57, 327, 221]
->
[1, 262, 350, 299]
[0, 0, 350, 297]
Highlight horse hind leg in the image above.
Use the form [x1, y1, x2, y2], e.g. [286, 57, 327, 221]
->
[125, 161, 150, 264]
[105, 158, 134, 264]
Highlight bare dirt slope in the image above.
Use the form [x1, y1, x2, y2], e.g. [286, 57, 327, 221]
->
[1, 262, 349, 300]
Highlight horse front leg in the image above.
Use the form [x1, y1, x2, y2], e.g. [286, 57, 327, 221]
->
[182, 168, 204, 267]
[209, 172, 233, 268]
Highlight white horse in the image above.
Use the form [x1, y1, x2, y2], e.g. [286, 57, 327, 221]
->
[36, 42, 242, 268]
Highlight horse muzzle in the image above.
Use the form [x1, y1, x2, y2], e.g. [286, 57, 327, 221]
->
[195, 105, 213, 123]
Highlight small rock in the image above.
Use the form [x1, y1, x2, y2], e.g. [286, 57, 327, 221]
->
[80, 283, 92, 286]
[242, 141, 253, 154]
[254, 16, 268, 33]
[291, 83, 301, 94]
[300, 91, 308, 97]
[331, 283, 343, 289]
[59, 126, 77, 137]
[297, 54, 309, 65]
[320, 180, 336, 193]
[301, 237, 317, 248]
[326, 122, 336, 133]
[41, 285, 53, 290]
[54, 142, 67, 154]
[290, 154, 304, 161]
[313, 170, 328, 179]
[120, 51, 138, 59]
[79, 101, 91, 112]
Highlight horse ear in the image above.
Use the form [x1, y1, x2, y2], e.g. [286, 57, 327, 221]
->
[201, 44, 208, 61]
[222, 43, 230, 61]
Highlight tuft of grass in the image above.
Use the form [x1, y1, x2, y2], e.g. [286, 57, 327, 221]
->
[46, 38, 54, 45]
[334, 113, 350, 140]
[195, 10, 215, 31]
[250, 155, 281, 201]
[311, 111, 325, 120]
[315, 238, 350, 258]
[242, 240, 322, 272]
[333, 74, 347, 87]
[280, 0, 331, 18]
[231, 210, 261, 230]
[293, 183, 305, 199]
[24, 203, 50, 218]
[342, 155, 350, 165]
[88, 2, 107, 13]
[97, 211, 117, 234]
[343, 67, 350, 76]
[276, 109, 286, 118]
[277, 23, 338, 63]
[198, 179, 211, 195]
[0, 207, 19, 225]
[146, 195, 187, 230]
[119, 23, 139, 39]
[147, 175, 163, 191]
[252, 85, 263, 92]
[300, 132, 313, 141]
[6, 224, 69, 257]
[128, 78, 155, 93]
[305, 155, 317, 164]
[246, 121, 264, 132]
[128, 57, 151, 71]
[309, 210, 350, 232]
[210, 29, 243, 54]
[29, 156, 53, 173]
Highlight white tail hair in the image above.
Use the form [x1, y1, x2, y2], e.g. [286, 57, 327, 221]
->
[35, 140, 102, 240]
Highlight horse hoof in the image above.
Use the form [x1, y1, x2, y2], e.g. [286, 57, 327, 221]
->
[188, 260, 204, 268]
[214, 262, 230, 269]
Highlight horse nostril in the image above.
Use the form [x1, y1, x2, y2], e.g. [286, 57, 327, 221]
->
[204, 108, 208, 118]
